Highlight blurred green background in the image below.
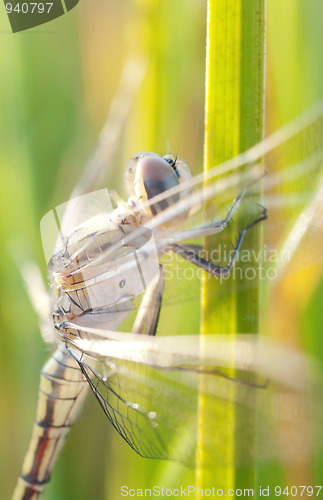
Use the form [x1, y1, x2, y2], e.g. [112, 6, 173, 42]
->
[0, 1, 323, 499]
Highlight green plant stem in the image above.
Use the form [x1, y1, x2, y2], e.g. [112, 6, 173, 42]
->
[198, 0, 266, 496]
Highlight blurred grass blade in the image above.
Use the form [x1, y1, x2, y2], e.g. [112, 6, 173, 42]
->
[198, 0, 266, 493]
[71, 56, 147, 199]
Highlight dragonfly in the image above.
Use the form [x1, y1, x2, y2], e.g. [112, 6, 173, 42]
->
[12, 95, 323, 499]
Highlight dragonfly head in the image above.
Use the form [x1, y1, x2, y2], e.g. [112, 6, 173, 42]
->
[125, 152, 192, 217]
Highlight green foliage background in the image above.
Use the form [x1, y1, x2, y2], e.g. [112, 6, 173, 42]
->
[0, 1, 323, 499]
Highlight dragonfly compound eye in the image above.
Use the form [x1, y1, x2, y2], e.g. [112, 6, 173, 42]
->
[125, 152, 159, 197]
[133, 153, 180, 216]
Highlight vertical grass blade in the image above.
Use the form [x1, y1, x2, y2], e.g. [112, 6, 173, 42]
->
[198, 0, 266, 494]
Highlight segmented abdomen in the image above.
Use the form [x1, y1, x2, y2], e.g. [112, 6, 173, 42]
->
[12, 344, 88, 500]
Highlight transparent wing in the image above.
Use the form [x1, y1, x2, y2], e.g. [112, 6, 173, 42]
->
[69, 57, 147, 199]
[64, 330, 323, 467]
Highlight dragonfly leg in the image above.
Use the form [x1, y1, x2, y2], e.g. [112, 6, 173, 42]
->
[169, 187, 247, 241]
[169, 206, 267, 277]
[132, 265, 165, 336]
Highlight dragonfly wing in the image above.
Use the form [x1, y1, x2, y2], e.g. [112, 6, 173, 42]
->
[68, 346, 197, 465]
[64, 330, 323, 467]
[70, 57, 146, 199]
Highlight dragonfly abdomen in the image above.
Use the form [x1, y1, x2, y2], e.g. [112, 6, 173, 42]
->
[12, 344, 89, 500]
